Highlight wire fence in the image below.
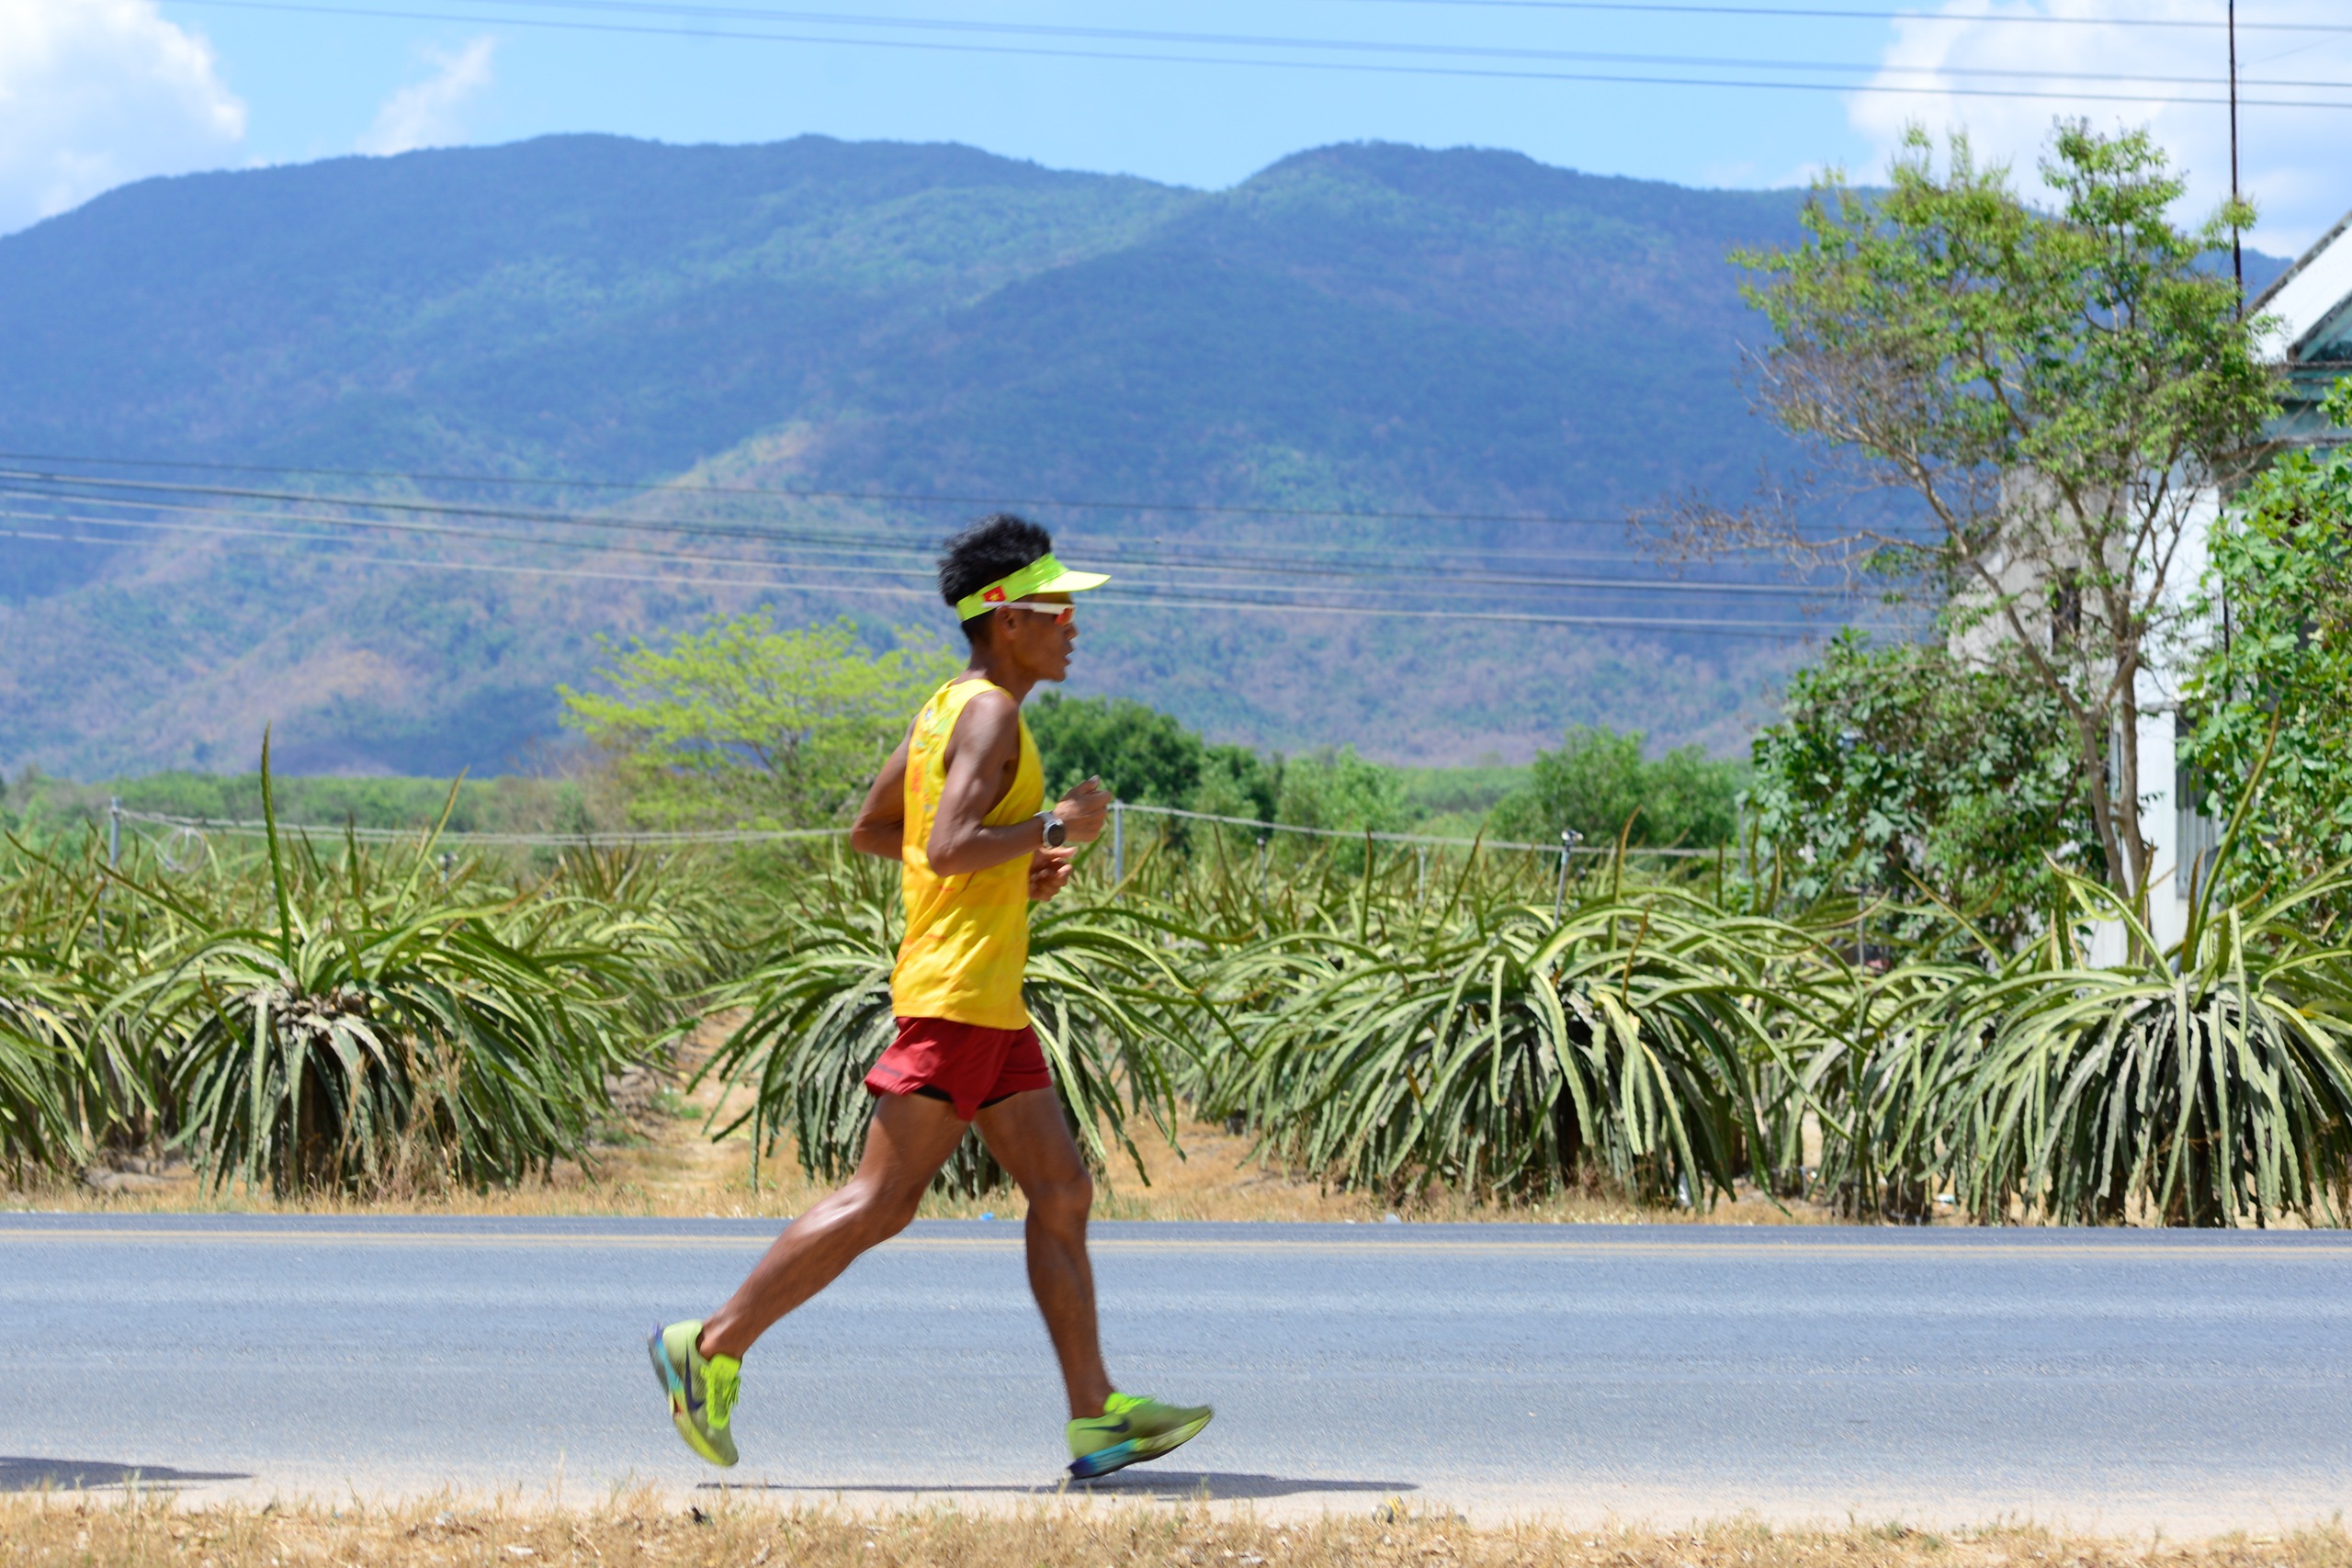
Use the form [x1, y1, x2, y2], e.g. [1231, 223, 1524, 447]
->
[111, 800, 1722, 859]
[105, 799, 1724, 915]
[111, 807, 845, 847]
[1108, 800, 1718, 857]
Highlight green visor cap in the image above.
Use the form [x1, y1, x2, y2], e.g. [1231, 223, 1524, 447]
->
[955, 552, 1111, 620]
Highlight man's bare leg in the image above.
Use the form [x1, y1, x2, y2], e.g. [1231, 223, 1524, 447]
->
[697, 1091, 971, 1360]
[972, 1088, 1114, 1420]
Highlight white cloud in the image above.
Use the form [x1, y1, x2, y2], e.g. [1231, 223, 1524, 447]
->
[357, 36, 496, 156]
[0, 0, 245, 233]
[1849, 0, 2352, 257]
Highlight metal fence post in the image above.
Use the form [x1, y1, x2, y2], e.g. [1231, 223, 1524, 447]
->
[1110, 801, 1125, 886]
[99, 795, 122, 952]
[1554, 829, 1581, 919]
[1256, 835, 1269, 897]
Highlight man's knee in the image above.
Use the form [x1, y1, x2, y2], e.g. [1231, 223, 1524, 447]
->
[1026, 1165, 1093, 1227]
[844, 1174, 927, 1240]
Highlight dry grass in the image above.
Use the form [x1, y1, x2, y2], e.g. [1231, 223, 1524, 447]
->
[6, 1126, 1825, 1225]
[3, 1495, 2346, 1568]
[6, 1014, 1833, 1226]
[6, 1110, 1827, 1224]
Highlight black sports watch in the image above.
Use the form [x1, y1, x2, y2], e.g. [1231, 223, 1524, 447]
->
[1041, 814, 1068, 848]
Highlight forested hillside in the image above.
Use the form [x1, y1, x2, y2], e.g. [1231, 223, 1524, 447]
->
[0, 134, 2099, 775]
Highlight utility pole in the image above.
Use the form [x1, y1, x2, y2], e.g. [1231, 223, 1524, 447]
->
[2229, 0, 2244, 307]
[2223, 0, 2245, 694]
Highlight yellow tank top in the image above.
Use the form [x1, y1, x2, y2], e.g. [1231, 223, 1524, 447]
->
[890, 676, 1045, 1029]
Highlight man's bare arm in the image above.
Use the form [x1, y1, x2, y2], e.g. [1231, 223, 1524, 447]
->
[926, 689, 1043, 876]
[927, 689, 1114, 876]
[849, 738, 911, 859]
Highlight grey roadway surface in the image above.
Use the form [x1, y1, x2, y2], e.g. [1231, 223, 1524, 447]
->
[5, 1216, 2352, 1529]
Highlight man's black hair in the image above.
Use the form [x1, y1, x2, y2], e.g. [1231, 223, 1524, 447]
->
[938, 513, 1055, 646]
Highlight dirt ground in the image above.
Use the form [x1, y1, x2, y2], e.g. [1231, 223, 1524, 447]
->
[11, 1016, 1832, 1225]
[4, 1493, 2344, 1568]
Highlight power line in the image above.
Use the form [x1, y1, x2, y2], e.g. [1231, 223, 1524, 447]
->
[0, 451, 1645, 529]
[0, 471, 1593, 558]
[1305, 0, 2352, 38]
[0, 483, 1869, 598]
[5, 501, 1871, 611]
[0, 476, 1690, 575]
[157, 0, 2352, 108]
[0, 491, 948, 579]
[2, 456, 1907, 608]
[0, 503, 920, 589]
[8, 458, 1921, 570]
[0, 525, 1860, 637]
[0, 452, 1947, 571]
[167, 0, 2352, 90]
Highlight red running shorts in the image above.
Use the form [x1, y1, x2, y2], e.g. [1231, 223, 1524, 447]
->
[864, 1015, 1052, 1121]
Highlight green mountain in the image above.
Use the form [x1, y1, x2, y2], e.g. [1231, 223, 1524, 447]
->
[0, 135, 1927, 775]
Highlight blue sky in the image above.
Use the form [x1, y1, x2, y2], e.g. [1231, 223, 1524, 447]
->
[153, 0, 1883, 192]
[7, 1, 2350, 252]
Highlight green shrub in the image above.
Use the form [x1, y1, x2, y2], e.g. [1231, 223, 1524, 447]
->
[1494, 726, 1743, 849]
[0, 750, 724, 1197]
[697, 851, 1198, 1196]
[1745, 632, 2091, 941]
[1027, 694, 1206, 806]
[1953, 873, 2352, 1225]
[1275, 747, 1408, 835]
[103, 766, 690, 1195]
[1220, 887, 1793, 1205]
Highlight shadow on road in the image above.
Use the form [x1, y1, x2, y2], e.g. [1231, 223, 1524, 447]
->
[702, 1473, 1415, 1502]
[1069, 1472, 1415, 1502]
[1, 1457, 253, 1493]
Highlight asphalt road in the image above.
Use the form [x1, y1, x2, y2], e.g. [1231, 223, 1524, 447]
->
[5, 1215, 2351, 1529]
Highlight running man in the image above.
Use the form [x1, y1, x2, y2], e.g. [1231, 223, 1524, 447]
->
[650, 513, 1213, 1481]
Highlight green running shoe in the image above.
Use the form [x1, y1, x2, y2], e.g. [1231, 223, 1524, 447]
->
[1066, 1392, 1212, 1480]
[647, 1319, 740, 1468]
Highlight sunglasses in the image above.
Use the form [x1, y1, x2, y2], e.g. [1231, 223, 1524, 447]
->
[999, 600, 1076, 627]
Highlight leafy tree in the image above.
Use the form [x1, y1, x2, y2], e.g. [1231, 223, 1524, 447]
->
[559, 615, 957, 829]
[1669, 124, 2275, 911]
[1276, 747, 1409, 837]
[1495, 726, 1743, 848]
[1193, 745, 1282, 828]
[1745, 630, 2091, 935]
[2185, 378, 2352, 920]
[1027, 694, 1282, 832]
[1026, 694, 1206, 806]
